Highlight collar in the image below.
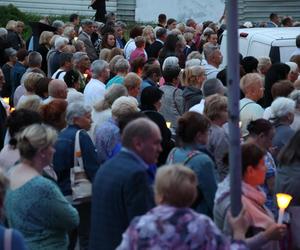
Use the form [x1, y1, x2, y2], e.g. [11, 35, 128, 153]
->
[156, 38, 164, 44]
[121, 147, 148, 169]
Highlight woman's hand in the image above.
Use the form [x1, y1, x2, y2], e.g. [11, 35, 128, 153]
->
[227, 207, 249, 240]
[264, 223, 287, 240]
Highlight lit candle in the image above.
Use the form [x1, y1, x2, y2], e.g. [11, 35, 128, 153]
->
[74, 37, 78, 42]
[83, 73, 88, 78]
[276, 193, 292, 224]
[10, 107, 15, 113]
[3, 97, 9, 105]
[166, 122, 171, 128]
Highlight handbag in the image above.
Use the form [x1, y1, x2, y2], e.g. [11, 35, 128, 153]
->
[70, 130, 92, 203]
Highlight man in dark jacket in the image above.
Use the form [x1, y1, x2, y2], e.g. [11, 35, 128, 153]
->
[89, 118, 161, 250]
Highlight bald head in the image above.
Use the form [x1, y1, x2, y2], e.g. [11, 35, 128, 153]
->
[48, 79, 68, 99]
[122, 118, 162, 164]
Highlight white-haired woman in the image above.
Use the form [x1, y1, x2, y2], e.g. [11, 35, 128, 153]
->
[5, 124, 79, 250]
[117, 164, 249, 249]
[95, 96, 140, 164]
[270, 97, 296, 156]
[52, 102, 99, 250]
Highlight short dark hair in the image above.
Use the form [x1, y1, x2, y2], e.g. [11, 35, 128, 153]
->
[59, 52, 73, 67]
[162, 65, 181, 83]
[156, 28, 167, 38]
[5, 109, 42, 146]
[241, 56, 259, 73]
[158, 13, 167, 23]
[167, 18, 176, 27]
[64, 69, 80, 88]
[16, 49, 29, 61]
[35, 77, 51, 99]
[69, 13, 79, 23]
[176, 112, 210, 144]
[241, 143, 265, 176]
[247, 119, 273, 136]
[270, 13, 278, 20]
[129, 26, 143, 39]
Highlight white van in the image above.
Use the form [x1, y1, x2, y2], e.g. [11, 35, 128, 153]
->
[220, 27, 300, 69]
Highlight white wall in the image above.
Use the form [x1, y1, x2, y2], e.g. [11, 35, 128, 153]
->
[135, 0, 225, 24]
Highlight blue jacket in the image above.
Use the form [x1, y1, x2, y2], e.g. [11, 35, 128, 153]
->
[53, 125, 100, 196]
[11, 61, 26, 94]
[89, 148, 155, 250]
[167, 144, 217, 218]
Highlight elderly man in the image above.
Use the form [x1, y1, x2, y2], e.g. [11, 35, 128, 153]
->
[239, 73, 265, 137]
[73, 52, 91, 90]
[78, 19, 98, 62]
[89, 118, 161, 250]
[203, 43, 223, 79]
[43, 79, 68, 104]
[83, 59, 109, 107]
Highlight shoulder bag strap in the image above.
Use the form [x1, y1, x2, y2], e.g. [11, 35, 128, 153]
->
[239, 100, 255, 113]
[4, 229, 12, 250]
[74, 130, 84, 169]
[55, 70, 64, 79]
[183, 150, 202, 165]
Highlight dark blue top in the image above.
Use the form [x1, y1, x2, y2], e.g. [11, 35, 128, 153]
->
[53, 125, 100, 196]
[0, 225, 27, 250]
[11, 61, 26, 94]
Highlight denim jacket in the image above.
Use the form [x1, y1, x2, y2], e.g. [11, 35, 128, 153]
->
[53, 125, 100, 196]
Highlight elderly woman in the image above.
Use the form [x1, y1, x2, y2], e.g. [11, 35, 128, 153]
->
[182, 65, 206, 112]
[95, 96, 139, 164]
[37, 31, 54, 75]
[167, 111, 217, 217]
[5, 124, 79, 250]
[106, 58, 130, 89]
[53, 102, 99, 250]
[117, 164, 249, 249]
[214, 143, 286, 250]
[123, 72, 142, 98]
[204, 94, 229, 181]
[246, 119, 277, 215]
[270, 97, 296, 155]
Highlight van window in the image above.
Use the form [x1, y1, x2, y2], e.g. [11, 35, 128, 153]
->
[248, 41, 270, 59]
[280, 47, 297, 62]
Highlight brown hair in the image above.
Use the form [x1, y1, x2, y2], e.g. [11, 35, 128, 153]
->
[271, 80, 294, 99]
[39, 99, 68, 130]
[176, 112, 210, 143]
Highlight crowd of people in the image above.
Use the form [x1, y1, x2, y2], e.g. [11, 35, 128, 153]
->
[0, 9, 299, 250]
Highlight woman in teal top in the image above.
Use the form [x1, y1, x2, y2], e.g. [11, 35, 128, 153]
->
[167, 111, 217, 218]
[5, 124, 79, 250]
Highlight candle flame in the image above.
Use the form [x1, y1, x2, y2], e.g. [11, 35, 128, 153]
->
[276, 193, 292, 209]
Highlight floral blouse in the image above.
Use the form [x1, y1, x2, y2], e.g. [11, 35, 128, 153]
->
[117, 205, 248, 250]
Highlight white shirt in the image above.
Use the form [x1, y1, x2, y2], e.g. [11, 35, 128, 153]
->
[203, 64, 219, 79]
[239, 98, 264, 137]
[124, 38, 136, 60]
[189, 99, 205, 114]
[52, 69, 66, 80]
[83, 78, 106, 108]
[67, 88, 84, 104]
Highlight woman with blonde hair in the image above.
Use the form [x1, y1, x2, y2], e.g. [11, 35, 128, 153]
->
[182, 65, 206, 112]
[6, 20, 22, 51]
[5, 124, 79, 250]
[118, 164, 249, 249]
[37, 31, 54, 74]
